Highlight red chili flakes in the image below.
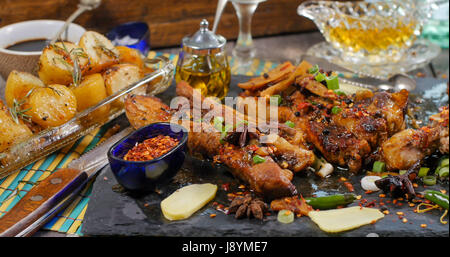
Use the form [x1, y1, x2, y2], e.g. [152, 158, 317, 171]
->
[370, 220, 377, 225]
[420, 224, 427, 228]
[210, 214, 217, 218]
[339, 177, 347, 182]
[123, 135, 179, 161]
[379, 194, 386, 198]
[365, 190, 374, 194]
[343, 182, 354, 192]
[221, 183, 230, 192]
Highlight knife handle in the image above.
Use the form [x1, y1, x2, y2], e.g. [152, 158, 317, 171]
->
[0, 168, 87, 237]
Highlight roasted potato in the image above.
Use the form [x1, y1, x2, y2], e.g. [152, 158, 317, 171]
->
[70, 73, 110, 121]
[79, 31, 119, 74]
[24, 84, 77, 128]
[0, 100, 33, 152]
[38, 41, 90, 86]
[103, 63, 145, 107]
[116, 46, 144, 69]
[5, 70, 44, 107]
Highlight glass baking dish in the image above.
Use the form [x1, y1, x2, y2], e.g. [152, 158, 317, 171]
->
[0, 56, 174, 179]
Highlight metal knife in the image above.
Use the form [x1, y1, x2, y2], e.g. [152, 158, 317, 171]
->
[0, 126, 134, 237]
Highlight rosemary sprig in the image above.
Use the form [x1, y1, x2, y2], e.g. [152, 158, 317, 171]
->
[51, 41, 87, 87]
[93, 34, 118, 58]
[8, 97, 31, 124]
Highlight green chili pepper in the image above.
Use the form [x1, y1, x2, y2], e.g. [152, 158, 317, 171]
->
[305, 194, 356, 210]
[424, 190, 449, 210]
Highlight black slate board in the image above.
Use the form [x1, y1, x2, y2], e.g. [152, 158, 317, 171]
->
[82, 75, 449, 237]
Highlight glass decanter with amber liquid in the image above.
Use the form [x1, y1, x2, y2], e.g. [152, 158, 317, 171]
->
[175, 19, 231, 100]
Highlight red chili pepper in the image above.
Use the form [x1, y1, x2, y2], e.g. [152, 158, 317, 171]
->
[343, 182, 354, 192]
[297, 102, 310, 110]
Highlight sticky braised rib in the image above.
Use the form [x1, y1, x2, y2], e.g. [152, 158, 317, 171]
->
[124, 93, 299, 199]
[238, 61, 410, 172]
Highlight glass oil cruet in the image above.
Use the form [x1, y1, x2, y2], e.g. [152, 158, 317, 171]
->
[175, 19, 231, 100]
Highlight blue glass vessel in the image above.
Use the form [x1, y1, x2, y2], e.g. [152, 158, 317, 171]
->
[107, 22, 151, 55]
[108, 123, 188, 192]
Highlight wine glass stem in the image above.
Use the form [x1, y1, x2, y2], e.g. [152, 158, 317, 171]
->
[232, 1, 260, 61]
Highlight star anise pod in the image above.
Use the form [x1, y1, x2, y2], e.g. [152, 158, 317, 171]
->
[228, 194, 268, 220]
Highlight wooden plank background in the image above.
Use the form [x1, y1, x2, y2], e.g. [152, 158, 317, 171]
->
[0, 0, 321, 48]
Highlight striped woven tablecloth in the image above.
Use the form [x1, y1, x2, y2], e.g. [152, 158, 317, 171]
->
[0, 51, 281, 236]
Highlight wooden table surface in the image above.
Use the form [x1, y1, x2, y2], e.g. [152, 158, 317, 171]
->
[0, 31, 447, 237]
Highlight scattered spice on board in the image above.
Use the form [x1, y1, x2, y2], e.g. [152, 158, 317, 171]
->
[123, 135, 179, 161]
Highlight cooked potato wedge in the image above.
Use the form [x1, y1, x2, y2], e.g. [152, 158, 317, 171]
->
[0, 100, 33, 152]
[70, 73, 110, 122]
[38, 41, 89, 85]
[24, 84, 77, 128]
[161, 184, 218, 221]
[79, 31, 119, 74]
[102, 63, 145, 107]
[5, 70, 44, 107]
[116, 46, 144, 69]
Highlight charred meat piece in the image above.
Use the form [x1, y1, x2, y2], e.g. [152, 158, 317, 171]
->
[381, 106, 448, 171]
[355, 89, 409, 136]
[125, 94, 171, 129]
[305, 120, 371, 172]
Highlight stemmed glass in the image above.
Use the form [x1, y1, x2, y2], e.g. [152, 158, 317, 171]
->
[230, 0, 266, 72]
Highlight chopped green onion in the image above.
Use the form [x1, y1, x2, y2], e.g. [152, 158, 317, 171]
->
[325, 75, 339, 90]
[270, 95, 282, 106]
[213, 116, 224, 131]
[314, 72, 326, 82]
[308, 64, 319, 74]
[253, 155, 266, 164]
[423, 175, 437, 186]
[335, 91, 347, 96]
[331, 106, 342, 114]
[399, 170, 407, 175]
[372, 161, 386, 173]
[438, 166, 449, 178]
[418, 167, 430, 177]
[285, 121, 295, 128]
[439, 158, 449, 168]
[277, 209, 294, 224]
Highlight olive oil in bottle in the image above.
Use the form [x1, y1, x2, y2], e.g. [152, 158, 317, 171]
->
[176, 19, 231, 100]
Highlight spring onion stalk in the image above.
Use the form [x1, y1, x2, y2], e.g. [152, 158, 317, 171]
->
[418, 167, 430, 177]
[438, 166, 449, 178]
[285, 121, 295, 128]
[372, 161, 386, 173]
[277, 210, 294, 224]
[315, 72, 326, 82]
[308, 65, 319, 74]
[331, 106, 342, 114]
[399, 170, 407, 175]
[325, 75, 339, 90]
[270, 95, 282, 106]
[253, 155, 266, 164]
[423, 175, 437, 186]
[439, 158, 449, 168]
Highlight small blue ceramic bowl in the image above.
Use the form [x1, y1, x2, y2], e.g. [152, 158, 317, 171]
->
[108, 123, 188, 192]
[107, 21, 150, 55]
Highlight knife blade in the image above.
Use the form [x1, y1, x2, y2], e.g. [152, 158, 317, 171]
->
[0, 126, 134, 237]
